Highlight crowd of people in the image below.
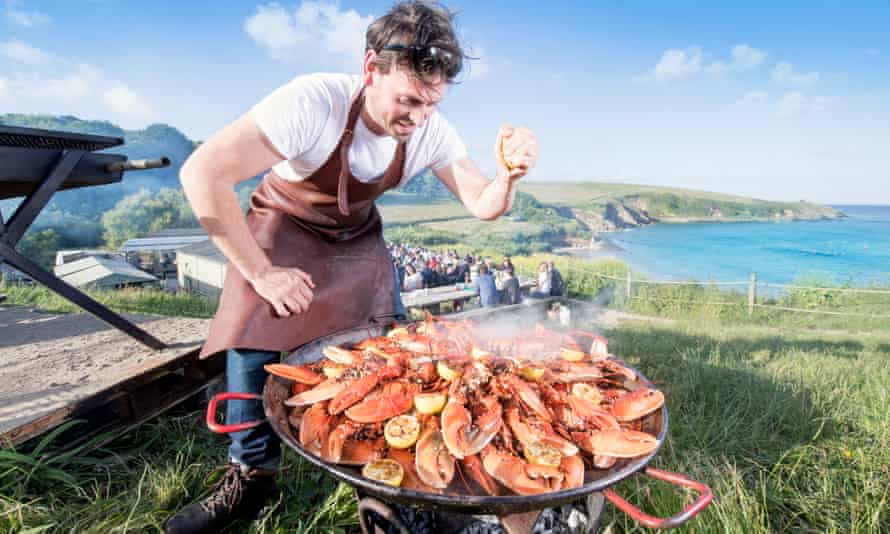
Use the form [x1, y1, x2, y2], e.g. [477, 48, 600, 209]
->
[388, 243, 565, 307]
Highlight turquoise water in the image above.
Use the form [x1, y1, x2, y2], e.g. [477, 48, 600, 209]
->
[599, 205, 890, 287]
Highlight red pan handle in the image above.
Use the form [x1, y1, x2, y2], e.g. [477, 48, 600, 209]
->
[603, 467, 713, 529]
[205, 392, 265, 434]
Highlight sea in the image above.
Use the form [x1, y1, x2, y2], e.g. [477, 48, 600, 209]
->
[572, 205, 890, 288]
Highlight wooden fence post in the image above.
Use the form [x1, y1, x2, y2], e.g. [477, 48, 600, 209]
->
[626, 270, 632, 308]
[748, 272, 757, 315]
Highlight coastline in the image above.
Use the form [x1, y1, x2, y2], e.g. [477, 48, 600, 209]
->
[554, 213, 842, 258]
[551, 205, 890, 288]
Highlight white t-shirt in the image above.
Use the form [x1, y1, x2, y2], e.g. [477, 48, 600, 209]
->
[250, 73, 467, 187]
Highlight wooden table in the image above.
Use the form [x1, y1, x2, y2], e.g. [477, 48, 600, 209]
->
[401, 277, 536, 314]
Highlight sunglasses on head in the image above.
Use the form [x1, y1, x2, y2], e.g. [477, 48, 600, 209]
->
[382, 43, 460, 78]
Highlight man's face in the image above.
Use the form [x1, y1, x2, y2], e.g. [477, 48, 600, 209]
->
[365, 56, 446, 141]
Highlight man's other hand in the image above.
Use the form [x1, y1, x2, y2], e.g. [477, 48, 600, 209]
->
[248, 266, 316, 317]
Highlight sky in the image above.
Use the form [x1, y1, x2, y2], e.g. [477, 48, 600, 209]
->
[1, 0, 888, 204]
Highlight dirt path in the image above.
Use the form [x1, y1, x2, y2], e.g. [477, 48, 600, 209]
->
[0, 305, 209, 439]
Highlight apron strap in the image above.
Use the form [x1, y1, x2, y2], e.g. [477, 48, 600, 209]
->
[337, 90, 365, 216]
[336, 90, 407, 216]
[337, 128, 354, 216]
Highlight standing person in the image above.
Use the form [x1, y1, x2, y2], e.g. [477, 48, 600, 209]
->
[165, 2, 538, 532]
[548, 259, 565, 296]
[532, 260, 551, 298]
[500, 265, 521, 305]
[474, 263, 498, 307]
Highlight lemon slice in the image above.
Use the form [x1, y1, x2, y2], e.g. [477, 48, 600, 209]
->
[571, 383, 602, 405]
[471, 347, 493, 360]
[436, 360, 461, 382]
[414, 392, 447, 415]
[362, 459, 404, 487]
[519, 366, 546, 381]
[322, 363, 346, 379]
[384, 415, 421, 449]
[523, 441, 562, 468]
[386, 328, 411, 339]
[560, 348, 587, 362]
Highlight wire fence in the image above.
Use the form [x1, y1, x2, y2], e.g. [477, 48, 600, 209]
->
[520, 263, 890, 320]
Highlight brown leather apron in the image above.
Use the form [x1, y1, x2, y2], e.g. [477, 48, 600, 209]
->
[199, 89, 404, 359]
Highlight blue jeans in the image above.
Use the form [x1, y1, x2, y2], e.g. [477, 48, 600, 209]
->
[392, 263, 407, 320]
[226, 264, 405, 469]
[226, 348, 281, 470]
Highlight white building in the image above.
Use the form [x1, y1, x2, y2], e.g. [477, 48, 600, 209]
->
[54, 255, 158, 290]
[176, 239, 226, 303]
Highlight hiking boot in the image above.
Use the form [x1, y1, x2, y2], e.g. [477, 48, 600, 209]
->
[165, 463, 277, 534]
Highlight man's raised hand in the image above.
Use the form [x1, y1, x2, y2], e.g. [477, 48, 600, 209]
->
[495, 124, 539, 181]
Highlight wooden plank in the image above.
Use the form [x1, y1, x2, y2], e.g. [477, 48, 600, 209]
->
[0, 305, 212, 446]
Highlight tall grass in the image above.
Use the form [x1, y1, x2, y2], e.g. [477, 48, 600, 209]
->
[0, 281, 217, 318]
[3, 316, 887, 532]
[3, 253, 889, 532]
[596, 320, 890, 533]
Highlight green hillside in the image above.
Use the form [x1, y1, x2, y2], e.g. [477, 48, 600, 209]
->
[2, 113, 844, 260]
[1, 114, 197, 219]
[379, 178, 844, 253]
[520, 181, 842, 231]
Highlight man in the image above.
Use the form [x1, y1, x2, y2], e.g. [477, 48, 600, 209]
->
[165, 2, 537, 532]
[500, 265, 521, 305]
[474, 263, 498, 307]
[548, 259, 565, 296]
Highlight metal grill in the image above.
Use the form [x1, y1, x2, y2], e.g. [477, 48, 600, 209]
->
[0, 125, 122, 151]
[0, 124, 166, 351]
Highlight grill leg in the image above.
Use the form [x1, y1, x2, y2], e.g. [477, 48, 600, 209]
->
[500, 510, 541, 534]
[357, 495, 412, 534]
[0, 241, 166, 350]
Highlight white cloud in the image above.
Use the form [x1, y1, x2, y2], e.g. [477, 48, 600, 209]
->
[736, 89, 768, 105]
[103, 83, 155, 119]
[652, 44, 765, 81]
[244, 1, 374, 70]
[27, 63, 99, 102]
[4, 0, 49, 27]
[4, 60, 156, 126]
[0, 39, 50, 63]
[776, 91, 833, 117]
[707, 61, 728, 76]
[772, 61, 819, 86]
[729, 44, 766, 71]
[652, 47, 703, 82]
[708, 44, 766, 76]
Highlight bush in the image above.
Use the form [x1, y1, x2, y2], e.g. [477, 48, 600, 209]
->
[384, 225, 461, 246]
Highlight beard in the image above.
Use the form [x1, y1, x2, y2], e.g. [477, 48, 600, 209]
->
[389, 116, 416, 140]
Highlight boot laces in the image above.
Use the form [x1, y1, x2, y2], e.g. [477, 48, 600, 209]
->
[200, 465, 249, 515]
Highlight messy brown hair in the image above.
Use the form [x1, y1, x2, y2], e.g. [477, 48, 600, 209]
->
[366, 1, 467, 83]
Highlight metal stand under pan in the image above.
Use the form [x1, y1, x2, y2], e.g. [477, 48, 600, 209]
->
[356, 489, 605, 534]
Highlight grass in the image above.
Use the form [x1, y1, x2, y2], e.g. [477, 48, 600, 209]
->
[598, 320, 890, 532]
[3, 258, 889, 532]
[519, 181, 840, 216]
[378, 199, 469, 225]
[0, 281, 217, 318]
[3, 312, 888, 531]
